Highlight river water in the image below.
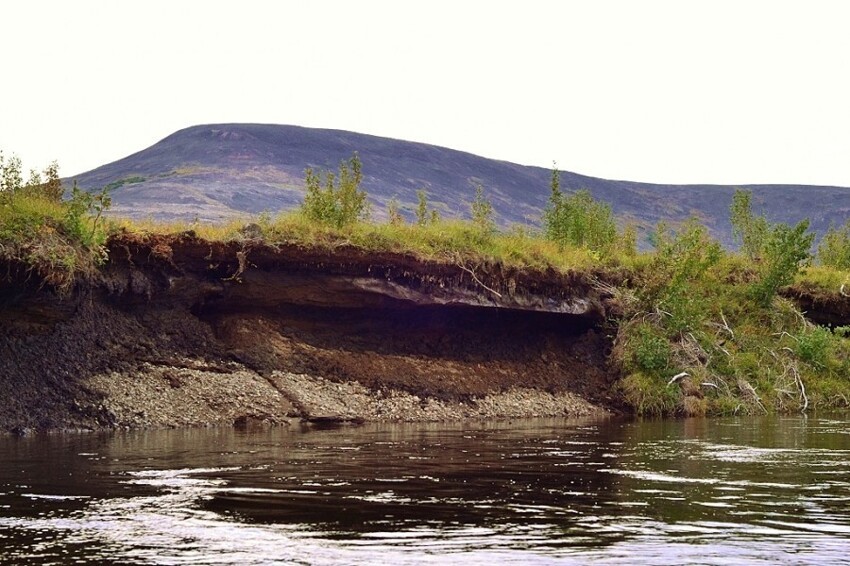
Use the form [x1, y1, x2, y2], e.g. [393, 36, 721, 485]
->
[1, 415, 849, 565]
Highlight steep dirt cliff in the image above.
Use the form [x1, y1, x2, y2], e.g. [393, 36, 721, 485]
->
[0, 232, 624, 433]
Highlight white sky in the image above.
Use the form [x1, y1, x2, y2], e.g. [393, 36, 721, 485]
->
[2, 0, 849, 186]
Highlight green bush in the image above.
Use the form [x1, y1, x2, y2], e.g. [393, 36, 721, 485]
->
[646, 219, 722, 332]
[414, 189, 442, 227]
[617, 223, 638, 257]
[728, 190, 814, 307]
[415, 189, 428, 226]
[470, 183, 494, 235]
[386, 197, 404, 225]
[0, 153, 112, 291]
[301, 153, 369, 228]
[632, 324, 671, 372]
[544, 167, 617, 253]
[730, 189, 769, 260]
[796, 326, 834, 369]
[751, 220, 814, 307]
[817, 222, 850, 269]
[1, 152, 63, 203]
[834, 326, 850, 338]
[63, 184, 112, 251]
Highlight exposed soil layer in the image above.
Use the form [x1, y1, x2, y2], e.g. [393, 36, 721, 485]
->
[0, 233, 623, 433]
[784, 282, 850, 327]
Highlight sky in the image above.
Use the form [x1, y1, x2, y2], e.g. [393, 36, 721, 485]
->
[2, 0, 850, 186]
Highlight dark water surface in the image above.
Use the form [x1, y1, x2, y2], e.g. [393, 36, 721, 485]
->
[1, 415, 849, 565]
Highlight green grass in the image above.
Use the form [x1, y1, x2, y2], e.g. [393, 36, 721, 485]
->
[0, 192, 108, 291]
[103, 176, 145, 192]
[613, 252, 850, 416]
[118, 211, 608, 272]
[796, 265, 850, 293]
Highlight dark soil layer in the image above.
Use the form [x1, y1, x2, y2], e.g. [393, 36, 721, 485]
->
[784, 282, 850, 327]
[211, 305, 614, 404]
[0, 233, 621, 433]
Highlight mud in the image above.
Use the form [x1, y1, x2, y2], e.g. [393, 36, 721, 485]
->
[0, 233, 621, 433]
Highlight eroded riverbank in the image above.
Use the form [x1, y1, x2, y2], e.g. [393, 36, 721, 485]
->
[0, 233, 618, 433]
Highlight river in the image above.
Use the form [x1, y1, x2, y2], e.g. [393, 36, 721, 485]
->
[1, 415, 849, 565]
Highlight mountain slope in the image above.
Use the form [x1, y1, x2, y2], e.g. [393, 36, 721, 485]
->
[69, 123, 850, 246]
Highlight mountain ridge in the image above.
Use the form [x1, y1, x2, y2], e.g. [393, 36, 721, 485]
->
[68, 123, 850, 247]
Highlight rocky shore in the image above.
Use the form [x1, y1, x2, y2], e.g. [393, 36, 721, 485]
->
[87, 364, 602, 431]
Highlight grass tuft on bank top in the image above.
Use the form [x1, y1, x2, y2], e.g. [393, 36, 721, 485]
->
[0, 153, 111, 291]
[116, 212, 611, 273]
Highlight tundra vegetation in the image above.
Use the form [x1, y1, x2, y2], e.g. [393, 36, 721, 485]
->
[2, 150, 849, 416]
[0, 151, 111, 291]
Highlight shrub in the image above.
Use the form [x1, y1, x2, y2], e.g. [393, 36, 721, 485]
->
[544, 167, 617, 253]
[1, 152, 63, 203]
[387, 197, 404, 225]
[728, 190, 814, 307]
[631, 324, 671, 372]
[796, 326, 834, 369]
[301, 153, 369, 228]
[646, 219, 722, 332]
[416, 189, 428, 226]
[751, 220, 814, 307]
[470, 183, 494, 234]
[817, 222, 850, 269]
[617, 223, 638, 257]
[834, 326, 850, 338]
[730, 189, 769, 260]
[63, 183, 112, 251]
[415, 189, 442, 227]
[0, 153, 113, 292]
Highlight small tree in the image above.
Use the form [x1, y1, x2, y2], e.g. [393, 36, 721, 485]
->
[416, 189, 429, 226]
[58, 182, 112, 253]
[729, 190, 814, 306]
[618, 223, 638, 257]
[301, 153, 369, 228]
[544, 165, 617, 253]
[1, 153, 63, 203]
[751, 219, 814, 307]
[545, 191, 616, 252]
[0, 152, 23, 201]
[543, 165, 565, 243]
[415, 189, 441, 227]
[23, 160, 63, 201]
[387, 196, 404, 225]
[817, 222, 850, 269]
[730, 189, 769, 260]
[26, 168, 42, 188]
[648, 218, 723, 333]
[470, 183, 494, 233]
[40, 160, 64, 201]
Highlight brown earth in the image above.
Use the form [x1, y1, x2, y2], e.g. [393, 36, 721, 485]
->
[0, 232, 623, 434]
[784, 281, 850, 327]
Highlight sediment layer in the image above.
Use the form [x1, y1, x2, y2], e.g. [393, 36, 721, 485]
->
[0, 233, 620, 433]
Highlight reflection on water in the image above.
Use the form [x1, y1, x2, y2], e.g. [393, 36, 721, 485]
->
[1, 416, 849, 564]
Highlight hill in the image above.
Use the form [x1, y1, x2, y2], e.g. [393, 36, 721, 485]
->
[68, 123, 850, 246]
